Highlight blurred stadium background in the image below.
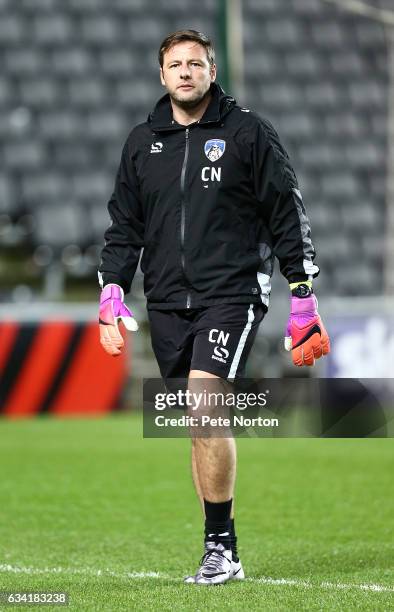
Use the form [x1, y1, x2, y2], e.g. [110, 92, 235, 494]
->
[1, 0, 394, 415]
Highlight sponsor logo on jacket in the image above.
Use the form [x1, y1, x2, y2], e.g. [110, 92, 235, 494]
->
[150, 142, 163, 153]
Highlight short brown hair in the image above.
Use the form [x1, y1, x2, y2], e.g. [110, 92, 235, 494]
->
[158, 29, 215, 68]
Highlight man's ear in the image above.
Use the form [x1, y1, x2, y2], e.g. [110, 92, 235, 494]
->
[160, 67, 166, 87]
[210, 63, 217, 82]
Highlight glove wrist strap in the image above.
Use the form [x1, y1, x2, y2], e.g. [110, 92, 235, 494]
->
[101, 283, 124, 302]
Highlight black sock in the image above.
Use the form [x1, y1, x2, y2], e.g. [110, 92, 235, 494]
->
[230, 518, 239, 562]
[204, 499, 232, 551]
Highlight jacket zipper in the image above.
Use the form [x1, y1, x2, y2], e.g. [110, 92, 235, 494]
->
[180, 128, 191, 309]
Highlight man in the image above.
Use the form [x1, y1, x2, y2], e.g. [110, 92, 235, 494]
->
[98, 30, 330, 585]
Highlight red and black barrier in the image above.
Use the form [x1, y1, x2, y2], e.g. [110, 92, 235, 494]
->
[0, 321, 129, 417]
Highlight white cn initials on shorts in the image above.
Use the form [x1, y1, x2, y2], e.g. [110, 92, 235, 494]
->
[208, 329, 229, 346]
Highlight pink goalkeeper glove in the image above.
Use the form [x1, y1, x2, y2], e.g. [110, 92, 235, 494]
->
[284, 294, 330, 367]
[99, 284, 138, 356]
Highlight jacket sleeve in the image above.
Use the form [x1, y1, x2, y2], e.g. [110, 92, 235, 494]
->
[98, 137, 144, 293]
[251, 117, 319, 283]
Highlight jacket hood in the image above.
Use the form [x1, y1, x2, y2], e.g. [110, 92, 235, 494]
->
[148, 82, 236, 131]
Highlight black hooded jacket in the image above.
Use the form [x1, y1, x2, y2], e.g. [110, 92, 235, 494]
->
[99, 83, 319, 310]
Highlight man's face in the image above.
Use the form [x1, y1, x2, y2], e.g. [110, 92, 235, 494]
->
[160, 41, 216, 109]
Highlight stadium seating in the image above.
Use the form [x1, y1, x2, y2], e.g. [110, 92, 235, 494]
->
[244, 0, 387, 295]
[0, 0, 388, 296]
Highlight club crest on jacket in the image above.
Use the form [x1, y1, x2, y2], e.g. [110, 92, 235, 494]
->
[204, 139, 226, 162]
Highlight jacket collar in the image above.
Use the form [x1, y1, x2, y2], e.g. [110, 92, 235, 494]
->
[148, 82, 236, 132]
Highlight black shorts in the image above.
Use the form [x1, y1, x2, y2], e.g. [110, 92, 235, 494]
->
[147, 302, 265, 384]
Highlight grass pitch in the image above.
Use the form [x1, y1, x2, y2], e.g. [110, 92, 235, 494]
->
[0, 413, 393, 611]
